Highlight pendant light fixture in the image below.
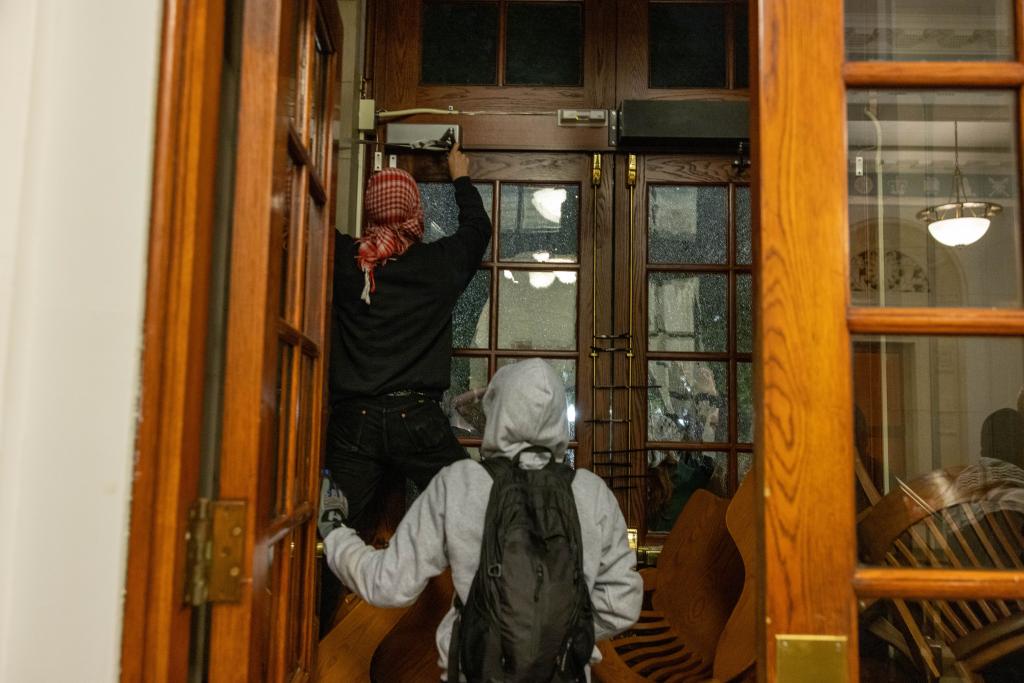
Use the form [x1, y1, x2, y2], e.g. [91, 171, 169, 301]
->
[917, 121, 1002, 247]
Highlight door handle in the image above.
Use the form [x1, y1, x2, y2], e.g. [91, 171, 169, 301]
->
[316, 541, 325, 559]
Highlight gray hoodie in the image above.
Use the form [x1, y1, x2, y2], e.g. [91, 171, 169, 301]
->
[325, 358, 643, 680]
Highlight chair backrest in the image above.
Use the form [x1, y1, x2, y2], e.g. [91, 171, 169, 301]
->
[651, 488, 745, 666]
[858, 460, 1024, 675]
[713, 474, 757, 682]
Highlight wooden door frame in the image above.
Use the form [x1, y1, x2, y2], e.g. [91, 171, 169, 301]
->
[121, 1, 227, 681]
[755, 0, 1024, 679]
[752, 0, 858, 680]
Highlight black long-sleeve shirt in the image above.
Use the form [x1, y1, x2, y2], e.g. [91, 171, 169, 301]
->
[330, 176, 491, 405]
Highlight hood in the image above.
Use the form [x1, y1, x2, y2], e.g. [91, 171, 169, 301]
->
[480, 358, 568, 466]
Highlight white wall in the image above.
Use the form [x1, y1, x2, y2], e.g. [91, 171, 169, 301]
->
[0, 1, 162, 680]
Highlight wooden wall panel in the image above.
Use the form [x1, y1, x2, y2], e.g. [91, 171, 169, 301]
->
[753, 0, 857, 680]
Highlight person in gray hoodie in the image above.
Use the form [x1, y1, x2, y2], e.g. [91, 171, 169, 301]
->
[323, 358, 643, 680]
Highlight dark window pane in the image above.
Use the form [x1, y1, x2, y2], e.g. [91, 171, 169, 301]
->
[505, 3, 583, 86]
[737, 273, 752, 354]
[648, 185, 728, 264]
[649, 3, 727, 88]
[421, 2, 499, 85]
[738, 361, 753, 443]
[420, 181, 493, 259]
[736, 186, 751, 265]
[442, 356, 489, 437]
[647, 450, 728, 532]
[648, 272, 727, 352]
[734, 4, 748, 89]
[846, 0, 1013, 62]
[847, 90, 1020, 308]
[499, 184, 579, 263]
[453, 270, 491, 348]
[648, 360, 728, 443]
[498, 269, 577, 350]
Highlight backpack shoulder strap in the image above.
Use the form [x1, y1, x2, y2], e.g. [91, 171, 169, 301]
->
[480, 455, 515, 482]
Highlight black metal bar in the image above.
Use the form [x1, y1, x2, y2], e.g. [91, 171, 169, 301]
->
[584, 418, 631, 424]
[593, 384, 661, 390]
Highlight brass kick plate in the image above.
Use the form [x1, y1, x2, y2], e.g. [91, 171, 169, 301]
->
[776, 635, 848, 682]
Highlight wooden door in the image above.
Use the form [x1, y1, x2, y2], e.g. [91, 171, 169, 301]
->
[399, 151, 609, 483]
[623, 155, 754, 543]
[757, 0, 1024, 680]
[207, 1, 340, 680]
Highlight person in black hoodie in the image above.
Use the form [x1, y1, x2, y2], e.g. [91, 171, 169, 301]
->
[325, 142, 489, 531]
[319, 144, 489, 630]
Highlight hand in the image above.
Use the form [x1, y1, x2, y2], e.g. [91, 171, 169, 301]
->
[318, 470, 349, 539]
[447, 142, 470, 180]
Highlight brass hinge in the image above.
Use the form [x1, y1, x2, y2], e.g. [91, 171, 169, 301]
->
[591, 153, 602, 186]
[626, 154, 637, 187]
[184, 498, 247, 606]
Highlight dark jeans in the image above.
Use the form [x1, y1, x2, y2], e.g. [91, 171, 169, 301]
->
[319, 393, 467, 635]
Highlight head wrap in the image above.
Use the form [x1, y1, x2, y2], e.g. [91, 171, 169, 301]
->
[356, 168, 425, 303]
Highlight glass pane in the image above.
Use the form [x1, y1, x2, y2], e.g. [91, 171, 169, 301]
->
[649, 185, 728, 264]
[848, 90, 1020, 307]
[846, 0, 1014, 61]
[649, 3, 727, 88]
[453, 270, 491, 349]
[737, 273, 752, 354]
[505, 2, 583, 86]
[861, 599, 1024, 682]
[738, 361, 753, 443]
[648, 360, 728, 443]
[737, 451, 752, 483]
[279, 165, 301, 318]
[310, 26, 330, 170]
[499, 184, 579, 263]
[303, 197, 325, 337]
[420, 182, 494, 258]
[497, 357, 577, 438]
[442, 356, 489, 438]
[733, 4, 749, 89]
[293, 354, 315, 506]
[853, 335, 1024, 568]
[273, 345, 294, 517]
[647, 450, 728, 532]
[421, 2, 499, 85]
[648, 272, 727, 352]
[497, 269, 577, 350]
[736, 186, 752, 265]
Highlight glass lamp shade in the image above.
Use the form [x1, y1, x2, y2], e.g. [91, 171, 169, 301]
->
[926, 216, 991, 247]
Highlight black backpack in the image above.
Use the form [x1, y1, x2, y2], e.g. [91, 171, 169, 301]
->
[448, 453, 595, 683]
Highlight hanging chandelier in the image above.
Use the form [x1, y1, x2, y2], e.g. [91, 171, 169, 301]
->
[917, 121, 1002, 247]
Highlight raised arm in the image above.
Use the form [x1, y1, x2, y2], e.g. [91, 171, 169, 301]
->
[445, 142, 491, 276]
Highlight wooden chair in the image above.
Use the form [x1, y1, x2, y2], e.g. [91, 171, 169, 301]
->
[593, 475, 756, 683]
[857, 461, 1024, 681]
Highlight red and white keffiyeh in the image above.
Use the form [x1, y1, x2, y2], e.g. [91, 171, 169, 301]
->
[356, 168, 425, 304]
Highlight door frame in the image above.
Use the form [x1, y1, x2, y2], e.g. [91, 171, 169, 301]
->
[121, 1, 228, 680]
